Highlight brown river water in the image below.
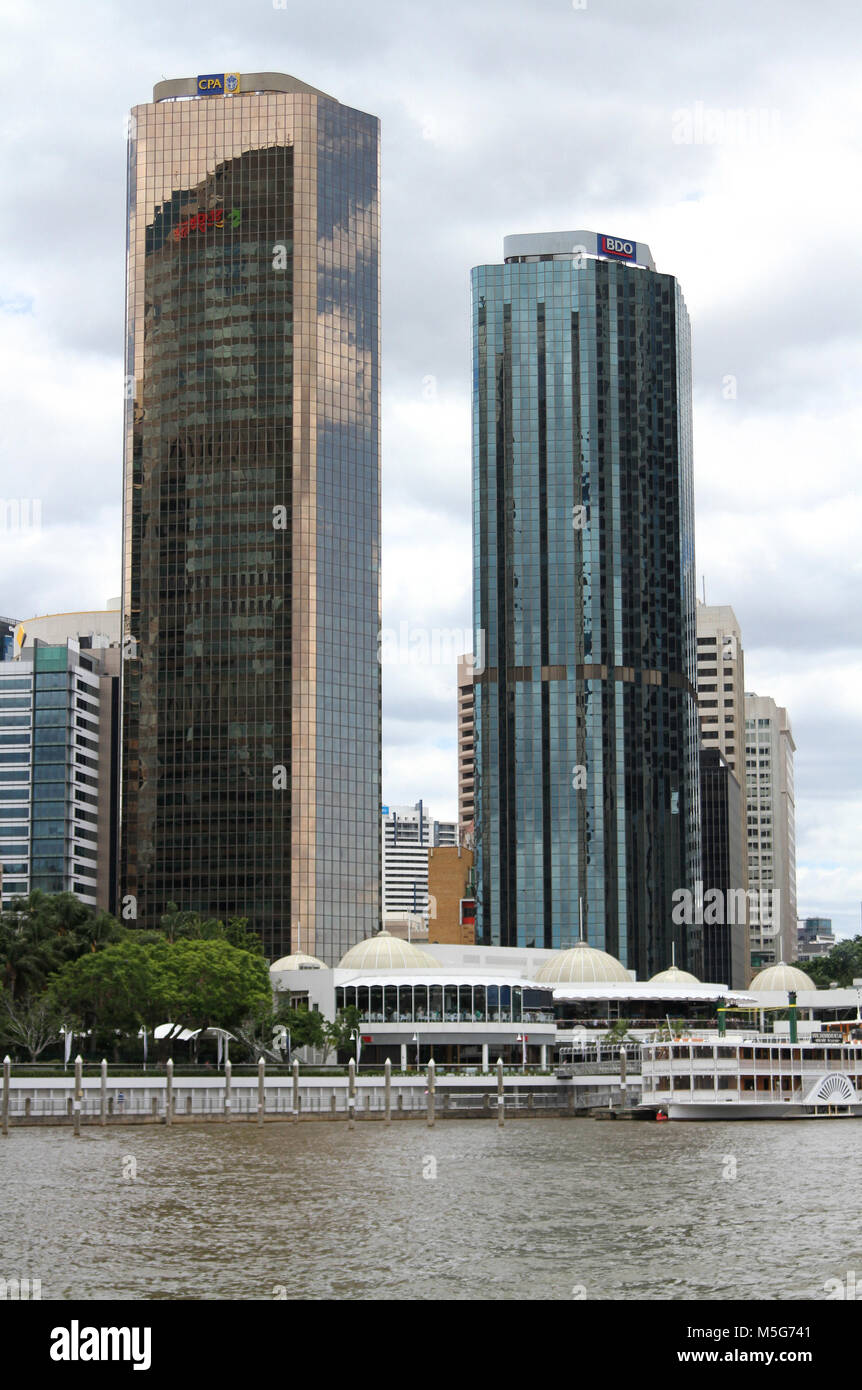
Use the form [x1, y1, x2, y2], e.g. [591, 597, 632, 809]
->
[1, 1118, 859, 1300]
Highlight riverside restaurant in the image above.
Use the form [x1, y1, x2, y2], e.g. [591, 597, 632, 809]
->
[335, 973, 556, 1068]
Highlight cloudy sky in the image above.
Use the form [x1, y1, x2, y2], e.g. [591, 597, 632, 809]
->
[0, 0, 860, 938]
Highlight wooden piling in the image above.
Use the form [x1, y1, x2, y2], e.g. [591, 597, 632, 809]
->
[100, 1059, 107, 1126]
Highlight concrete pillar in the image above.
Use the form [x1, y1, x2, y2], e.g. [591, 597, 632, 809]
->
[481, 1043, 489, 1074]
[100, 1059, 108, 1126]
[497, 1057, 504, 1127]
[166, 1059, 173, 1125]
[540, 1044, 548, 1070]
[427, 1059, 436, 1128]
[151, 1096, 158, 1118]
[400, 1042, 407, 1073]
[257, 1057, 265, 1125]
[2, 1055, 9, 1137]
[224, 1060, 232, 1120]
[384, 1058, 392, 1126]
[73, 1055, 83, 1138]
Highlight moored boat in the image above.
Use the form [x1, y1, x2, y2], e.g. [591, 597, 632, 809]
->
[640, 1031, 862, 1120]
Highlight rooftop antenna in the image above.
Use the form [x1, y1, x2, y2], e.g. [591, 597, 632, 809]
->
[578, 896, 585, 944]
[702, 575, 706, 604]
[671, 941, 677, 968]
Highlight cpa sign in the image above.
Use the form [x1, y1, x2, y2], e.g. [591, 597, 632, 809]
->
[197, 73, 241, 96]
[598, 234, 637, 261]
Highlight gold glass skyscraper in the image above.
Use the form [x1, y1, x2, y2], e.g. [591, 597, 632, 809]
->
[121, 72, 381, 961]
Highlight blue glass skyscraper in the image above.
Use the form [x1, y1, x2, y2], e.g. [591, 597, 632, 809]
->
[471, 231, 700, 978]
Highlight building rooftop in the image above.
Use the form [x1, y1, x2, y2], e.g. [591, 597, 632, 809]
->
[534, 941, 632, 986]
[338, 930, 437, 971]
[501, 230, 656, 271]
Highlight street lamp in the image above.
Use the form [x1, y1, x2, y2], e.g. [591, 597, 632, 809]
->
[351, 1028, 362, 1069]
[412, 1032, 420, 1069]
[516, 1033, 527, 1070]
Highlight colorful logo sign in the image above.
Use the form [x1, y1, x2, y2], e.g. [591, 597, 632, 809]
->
[598, 234, 637, 261]
[196, 73, 240, 96]
[173, 207, 242, 241]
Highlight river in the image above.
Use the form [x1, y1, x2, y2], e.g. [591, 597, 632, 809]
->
[1, 1118, 859, 1300]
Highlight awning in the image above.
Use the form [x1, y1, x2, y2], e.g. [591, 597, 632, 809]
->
[336, 973, 552, 991]
[551, 984, 757, 1003]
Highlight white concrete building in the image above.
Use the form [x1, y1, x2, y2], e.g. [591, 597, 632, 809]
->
[382, 802, 458, 927]
[0, 604, 122, 912]
[695, 602, 745, 780]
[744, 693, 797, 970]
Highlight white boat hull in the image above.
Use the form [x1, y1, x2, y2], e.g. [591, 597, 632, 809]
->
[665, 1102, 862, 1121]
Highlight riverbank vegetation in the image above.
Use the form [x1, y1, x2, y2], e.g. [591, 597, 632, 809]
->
[0, 891, 357, 1065]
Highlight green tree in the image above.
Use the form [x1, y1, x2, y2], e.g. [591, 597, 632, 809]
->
[0, 891, 123, 998]
[323, 1006, 363, 1063]
[800, 936, 862, 990]
[276, 1001, 326, 1052]
[0, 912, 56, 999]
[154, 938, 270, 1032]
[606, 1017, 633, 1044]
[156, 904, 264, 955]
[157, 903, 224, 943]
[46, 942, 169, 1036]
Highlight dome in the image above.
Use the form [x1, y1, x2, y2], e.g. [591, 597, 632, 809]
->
[338, 930, 437, 970]
[649, 964, 701, 986]
[749, 961, 815, 992]
[534, 941, 630, 985]
[270, 951, 326, 971]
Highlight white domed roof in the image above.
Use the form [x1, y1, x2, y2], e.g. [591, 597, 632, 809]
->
[649, 964, 701, 986]
[749, 961, 815, 992]
[270, 951, 326, 972]
[534, 941, 630, 985]
[338, 930, 437, 970]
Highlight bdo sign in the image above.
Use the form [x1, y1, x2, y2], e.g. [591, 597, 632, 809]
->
[598, 234, 637, 261]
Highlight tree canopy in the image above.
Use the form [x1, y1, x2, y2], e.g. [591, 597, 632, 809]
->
[798, 935, 862, 989]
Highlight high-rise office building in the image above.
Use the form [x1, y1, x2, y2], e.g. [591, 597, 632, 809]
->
[382, 802, 458, 927]
[695, 603, 744, 779]
[0, 605, 121, 914]
[457, 653, 475, 835]
[744, 692, 797, 969]
[121, 72, 381, 962]
[699, 747, 749, 988]
[472, 231, 700, 977]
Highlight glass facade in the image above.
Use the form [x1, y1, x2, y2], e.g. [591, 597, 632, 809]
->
[335, 982, 554, 1023]
[699, 748, 748, 989]
[121, 77, 381, 961]
[472, 245, 700, 978]
[0, 643, 109, 910]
